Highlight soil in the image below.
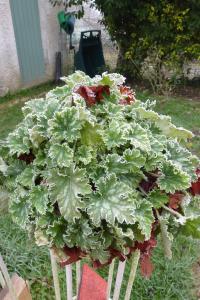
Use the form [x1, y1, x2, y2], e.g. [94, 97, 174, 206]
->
[133, 82, 200, 101]
[0, 92, 46, 110]
[175, 85, 200, 101]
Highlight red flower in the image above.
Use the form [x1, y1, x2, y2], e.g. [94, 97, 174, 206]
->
[76, 86, 96, 106]
[190, 168, 200, 196]
[119, 85, 136, 105]
[133, 232, 157, 278]
[75, 85, 110, 107]
[60, 246, 86, 267]
[168, 192, 184, 210]
[90, 85, 110, 102]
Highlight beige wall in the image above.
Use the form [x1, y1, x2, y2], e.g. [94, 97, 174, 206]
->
[0, 0, 21, 94]
[38, 1, 67, 83]
[0, 0, 67, 95]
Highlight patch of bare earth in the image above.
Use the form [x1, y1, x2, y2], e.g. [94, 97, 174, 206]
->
[174, 86, 200, 101]
[0, 92, 46, 110]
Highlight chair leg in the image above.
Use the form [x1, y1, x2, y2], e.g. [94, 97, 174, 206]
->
[76, 261, 81, 295]
[50, 249, 61, 300]
[124, 250, 140, 300]
[66, 264, 73, 300]
[107, 258, 115, 300]
[112, 260, 126, 300]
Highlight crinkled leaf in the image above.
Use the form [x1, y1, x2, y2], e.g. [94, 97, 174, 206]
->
[123, 149, 146, 171]
[76, 145, 93, 165]
[120, 172, 145, 189]
[87, 174, 136, 226]
[7, 126, 31, 156]
[128, 123, 151, 152]
[9, 195, 31, 229]
[180, 217, 200, 239]
[47, 85, 70, 101]
[46, 220, 66, 248]
[167, 140, 199, 181]
[104, 154, 128, 174]
[48, 107, 82, 142]
[63, 219, 104, 253]
[159, 216, 173, 259]
[30, 186, 49, 214]
[102, 120, 128, 149]
[147, 189, 169, 209]
[29, 126, 46, 148]
[158, 162, 191, 193]
[48, 167, 91, 220]
[156, 117, 193, 140]
[134, 200, 154, 240]
[61, 71, 90, 89]
[17, 166, 36, 188]
[80, 122, 103, 147]
[149, 134, 167, 152]
[22, 98, 46, 117]
[145, 151, 165, 172]
[49, 143, 73, 167]
[33, 150, 46, 167]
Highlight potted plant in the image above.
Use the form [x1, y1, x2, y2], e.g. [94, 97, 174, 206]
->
[0, 71, 200, 277]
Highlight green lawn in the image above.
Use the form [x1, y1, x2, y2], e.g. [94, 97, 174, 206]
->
[0, 86, 200, 299]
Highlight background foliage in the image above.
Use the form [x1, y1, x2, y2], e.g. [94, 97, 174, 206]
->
[50, 0, 200, 93]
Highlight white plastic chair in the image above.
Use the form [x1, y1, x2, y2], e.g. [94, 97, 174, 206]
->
[50, 249, 140, 300]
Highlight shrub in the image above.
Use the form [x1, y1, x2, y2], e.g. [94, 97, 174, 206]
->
[0, 72, 200, 276]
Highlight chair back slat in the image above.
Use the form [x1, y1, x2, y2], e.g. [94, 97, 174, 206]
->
[66, 264, 73, 300]
[106, 258, 115, 299]
[124, 249, 140, 300]
[0, 254, 17, 300]
[50, 249, 61, 300]
[112, 260, 126, 300]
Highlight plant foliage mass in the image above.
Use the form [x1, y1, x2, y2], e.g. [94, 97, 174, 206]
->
[0, 72, 200, 277]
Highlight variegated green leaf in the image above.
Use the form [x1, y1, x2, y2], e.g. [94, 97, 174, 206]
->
[48, 166, 91, 220]
[30, 186, 49, 215]
[102, 120, 128, 149]
[49, 143, 73, 167]
[9, 194, 31, 229]
[158, 162, 191, 193]
[17, 166, 36, 188]
[87, 174, 136, 226]
[147, 189, 169, 209]
[76, 145, 93, 165]
[80, 122, 103, 147]
[104, 154, 128, 174]
[7, 126, 31, 156]
[128, 123, 151, 152]
[167, 140, 199, 181]
[48, 107, 83, 142]
[134, 200, 154, 240]
[123, 148, 146, 171]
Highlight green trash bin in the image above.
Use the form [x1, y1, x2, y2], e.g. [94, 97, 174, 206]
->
[74, 30, 106, 78]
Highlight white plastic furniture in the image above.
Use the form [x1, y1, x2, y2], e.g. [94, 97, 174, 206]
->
[50, 249, 140, 300]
